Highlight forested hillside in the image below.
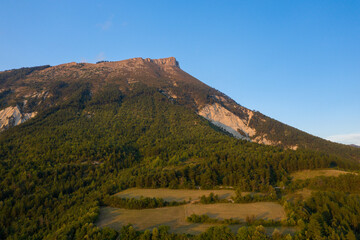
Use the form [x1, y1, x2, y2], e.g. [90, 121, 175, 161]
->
[0, 82, 358, 239]
[0, 58, 359, 162]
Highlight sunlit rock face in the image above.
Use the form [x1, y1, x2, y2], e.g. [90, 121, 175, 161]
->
[198, 103, 255, 140]
[145, 57, 180, 68]
[0, 105, 37, 131]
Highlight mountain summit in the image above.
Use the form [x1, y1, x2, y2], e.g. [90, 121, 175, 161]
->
[144, 57, 180, 67]
[0, 57, 359, 162]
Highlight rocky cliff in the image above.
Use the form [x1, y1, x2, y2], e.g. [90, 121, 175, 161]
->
[0, 105, 37, 131]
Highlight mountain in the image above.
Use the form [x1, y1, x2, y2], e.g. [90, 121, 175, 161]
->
[350, 144, 360, 148]
[1, 57, 360, 239]
[0, 57, 359, 162]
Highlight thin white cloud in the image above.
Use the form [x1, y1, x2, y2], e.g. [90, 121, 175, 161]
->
[327, 133, 360, 145]
[96, 52, 106, 62]
[96, 15, 114, 31]
[97, 20, 112, 30]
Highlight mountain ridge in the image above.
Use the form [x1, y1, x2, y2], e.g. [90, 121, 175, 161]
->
[0, 57, 359, 162]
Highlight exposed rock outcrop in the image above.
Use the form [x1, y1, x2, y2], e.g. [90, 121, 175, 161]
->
[145, 57, 180, 68]
[198, 103, 286, 146]
[198, 103, 256, 140]
[0, 105, 37, 131]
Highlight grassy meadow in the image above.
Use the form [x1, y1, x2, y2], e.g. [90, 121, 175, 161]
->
[290, 169, 355, 180]
[96, 202, 287, 234]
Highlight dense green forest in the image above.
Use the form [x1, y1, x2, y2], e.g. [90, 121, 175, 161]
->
[0, 82, 359, 239]
[102, 195, 185, 209]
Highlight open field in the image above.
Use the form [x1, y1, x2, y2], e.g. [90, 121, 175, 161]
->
[290, 169, 356, 180]
[184, 202, 285, 220]
[115, 188, 236, 202]
[96, 202, 287, 234]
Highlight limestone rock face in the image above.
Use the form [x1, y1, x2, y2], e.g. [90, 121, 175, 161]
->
[145, 57, 180, 68]
[0, 105, 37, 131]
[198, 103, 256, 140]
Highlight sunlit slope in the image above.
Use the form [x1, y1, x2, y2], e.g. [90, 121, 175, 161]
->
[0, 57, 359, 162]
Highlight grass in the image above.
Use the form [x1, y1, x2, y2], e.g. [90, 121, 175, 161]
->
[290, 169, 355, 180]
[96, 202, 287, 234]
[114, 188, 235, 202]
[184, 202, 285, 221]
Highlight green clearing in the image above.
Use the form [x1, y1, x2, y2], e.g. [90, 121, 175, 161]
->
[115, 188, 236, 202]
[290, 169, 355, 180]
[96, 202, 288, 234]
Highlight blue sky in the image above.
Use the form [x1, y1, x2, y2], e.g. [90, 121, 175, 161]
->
[1, 1, 359, 144]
